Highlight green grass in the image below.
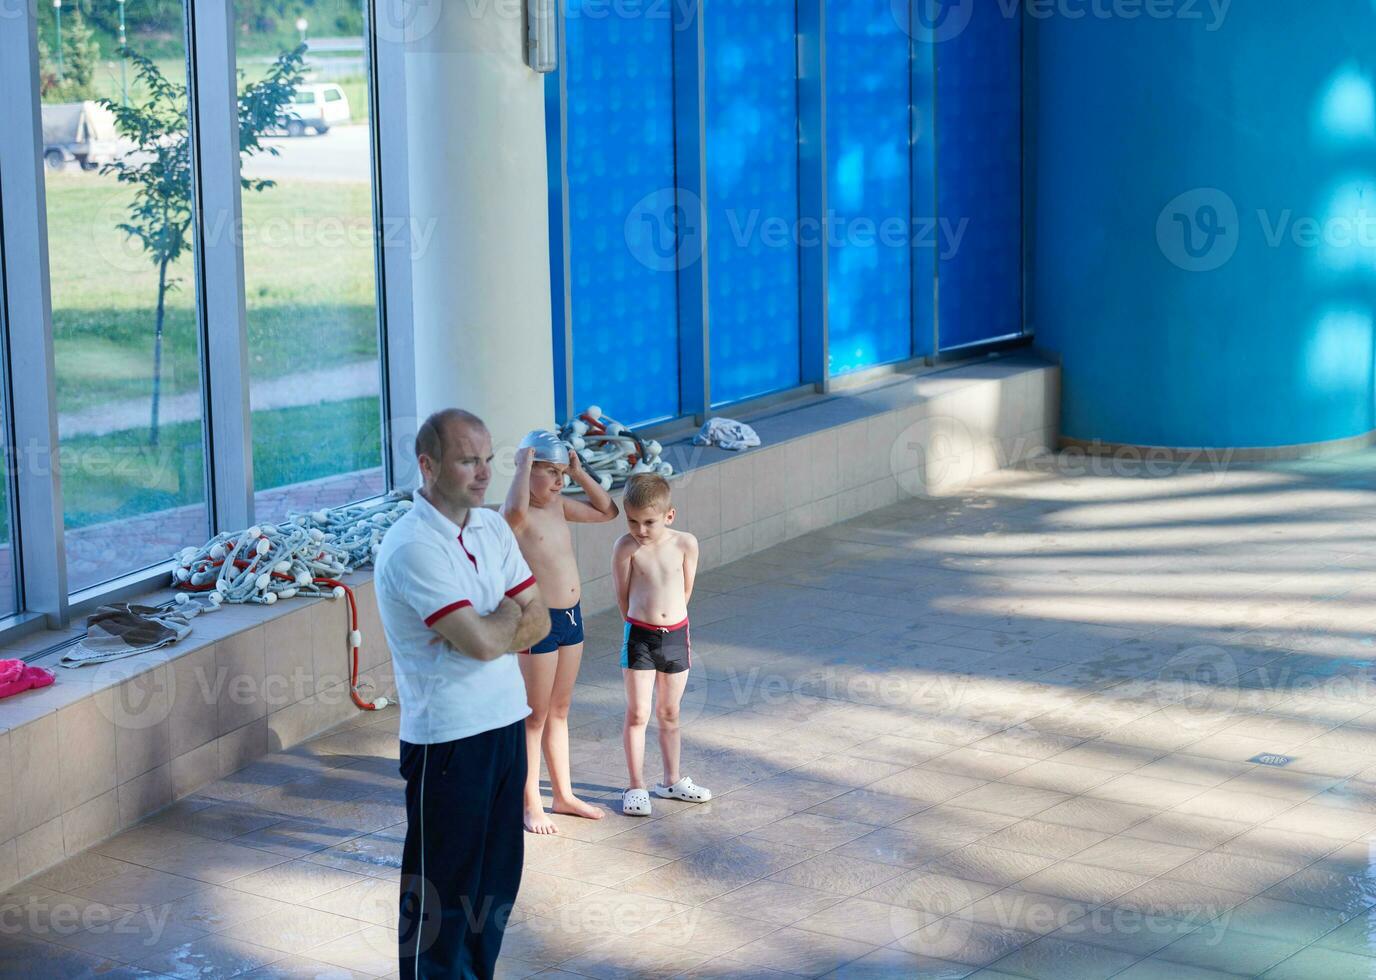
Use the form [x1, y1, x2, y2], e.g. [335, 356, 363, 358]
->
[45, 173, 379, 414]
[48, 14, 359, 64]
[55, 396, 382, 532]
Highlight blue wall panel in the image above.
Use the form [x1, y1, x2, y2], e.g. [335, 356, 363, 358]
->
[937, 2, 1022, 350]
[705, 0, 802, 406]
[826, 2, 914, 375]
[563, 2, 680, 426]
[1028, 6, 1376, 448]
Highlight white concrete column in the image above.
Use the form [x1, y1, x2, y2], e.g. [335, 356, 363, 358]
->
[404, 2, 554, 494]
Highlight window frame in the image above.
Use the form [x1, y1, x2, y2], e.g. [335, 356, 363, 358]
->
[0, 2, 67, 630]
[0, 0, 411, 639]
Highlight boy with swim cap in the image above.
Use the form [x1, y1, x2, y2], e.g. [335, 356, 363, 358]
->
[613, 473, 711, 816]
[503, 430, 620, 833]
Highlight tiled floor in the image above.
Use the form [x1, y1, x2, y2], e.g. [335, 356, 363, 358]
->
[8, 449, 1376, 978]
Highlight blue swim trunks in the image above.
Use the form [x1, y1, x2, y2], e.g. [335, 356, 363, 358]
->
[524, 602, 584, 654]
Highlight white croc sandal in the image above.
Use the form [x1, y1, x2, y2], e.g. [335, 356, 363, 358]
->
[622, 788, 652, 817]
[653, 776, 712, 802]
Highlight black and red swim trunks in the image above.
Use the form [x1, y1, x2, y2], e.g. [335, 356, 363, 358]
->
[620, 616, 691, 674]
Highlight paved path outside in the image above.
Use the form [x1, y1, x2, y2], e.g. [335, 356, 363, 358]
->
[7, 449, 1376, 977]
[241, 125, 372, 184]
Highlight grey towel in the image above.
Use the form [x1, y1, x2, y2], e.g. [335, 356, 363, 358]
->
[62, 602, 199, 668]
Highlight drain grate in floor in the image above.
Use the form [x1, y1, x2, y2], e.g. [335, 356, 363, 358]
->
[1248, 753, 1293, 767]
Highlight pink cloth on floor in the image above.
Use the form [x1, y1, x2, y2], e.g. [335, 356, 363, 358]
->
[0, 659, 55, 699]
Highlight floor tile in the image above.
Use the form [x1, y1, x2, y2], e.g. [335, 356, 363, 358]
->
[979, 820, 1109, 861]
[556, 933, 715, 979]
[227, 860, 369, 904]
[728, 926, 876, 978]
[133, 933, 286, 979]
[637, 907, 779, 959]
[916, 843, 1057, 888]
[985, 934, 1140, 980]
[859, 870, 999, 915]
[1072, 836, 1201, 876]
[894, 919, 1040, 967]
[1014, 861, 1152, 907]
[219, 904, 368, 955]
[1166, 851, 1306, 896]
[1262, 945, 1376, 979]
[765, 851, 907, 897]
[1153, 922, 1304, 975]
[1218, 894, 1356, 945]
[703, 880, 842, 926]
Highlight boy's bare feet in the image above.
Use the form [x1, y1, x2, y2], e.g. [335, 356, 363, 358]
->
[552, 795, 605, 821]
[524, 806, 559, 834]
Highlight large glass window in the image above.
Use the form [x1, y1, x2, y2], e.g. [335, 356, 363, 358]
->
[826, 2, 915, 375]
[38, 0, 208, 592]
[563, 0, 682, 427]
[936, 2, 1023, 350]
[705, 0, 802, 406]
[234, 3, 385, 522]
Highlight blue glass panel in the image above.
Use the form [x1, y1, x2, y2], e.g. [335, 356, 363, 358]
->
[705, 0, 801, 406]
[826, 1, 913, 375]
[937, 3, 1022, 350]
[563, 2, 680, 425]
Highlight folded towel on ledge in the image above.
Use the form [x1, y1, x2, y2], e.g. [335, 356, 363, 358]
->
[62, 602, 199, 668]
[692, 417, 761, 452]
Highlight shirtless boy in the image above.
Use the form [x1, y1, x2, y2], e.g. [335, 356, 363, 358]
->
[503, 431, 619, 834]
[612, 473, 712, 817]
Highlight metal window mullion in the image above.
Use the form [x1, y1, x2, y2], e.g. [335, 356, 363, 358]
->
[545, 0, 574, 426]
[911, 2, 938, 361]
[797, 0, 828, 392]
[672, 3, 710, 424]
[931, 11, 942, 357]
[371, 0, 418, 491]
[185, 0, 254, 533]
[1017, 6, 1027, 339]
[0, 2, 68, 625]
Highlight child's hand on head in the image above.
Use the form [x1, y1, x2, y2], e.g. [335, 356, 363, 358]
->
[516, 446, 535, 470]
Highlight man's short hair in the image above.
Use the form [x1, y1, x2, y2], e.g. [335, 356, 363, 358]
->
[415, 408, 485, 461]
[624, 473, 672, 512]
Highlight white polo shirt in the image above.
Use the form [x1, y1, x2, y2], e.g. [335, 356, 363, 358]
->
[374, 491, 536, 745]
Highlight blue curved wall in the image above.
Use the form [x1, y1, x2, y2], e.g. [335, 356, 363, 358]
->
[1027, 6, 1376, 448]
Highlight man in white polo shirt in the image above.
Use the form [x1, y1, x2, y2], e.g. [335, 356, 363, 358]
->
[375, 408, 550, 979]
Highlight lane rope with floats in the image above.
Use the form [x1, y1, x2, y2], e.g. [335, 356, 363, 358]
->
[558, 405, 672, 492]
[171, 492, 414, 711]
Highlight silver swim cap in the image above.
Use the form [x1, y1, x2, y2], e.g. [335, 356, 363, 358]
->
[519, 429, 571, 467]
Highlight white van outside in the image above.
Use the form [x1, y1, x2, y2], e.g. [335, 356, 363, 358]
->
[283, 83, 350, 136]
